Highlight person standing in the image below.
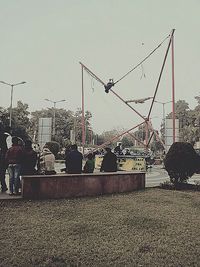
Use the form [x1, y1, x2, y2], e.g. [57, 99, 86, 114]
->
[65, 144, 83, 174]
[5, 136, 23, 195]
[100, 147, 118, 172]
[0, 126, 12, 192]
[21, 140, 38, 175]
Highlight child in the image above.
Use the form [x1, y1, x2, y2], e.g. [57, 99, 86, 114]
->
[83, 153, 95, 173]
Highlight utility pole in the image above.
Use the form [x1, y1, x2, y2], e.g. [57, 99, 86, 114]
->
[45, 99, 66, 139]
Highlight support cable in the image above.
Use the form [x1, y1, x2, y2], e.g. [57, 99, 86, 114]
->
[114, 34, 170, 85]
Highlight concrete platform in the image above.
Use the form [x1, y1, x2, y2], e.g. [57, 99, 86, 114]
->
[22, 171, 145, 199]
[0, 192, 22, 200]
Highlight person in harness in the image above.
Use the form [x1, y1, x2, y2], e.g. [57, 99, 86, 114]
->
[104, 79, 114, 93]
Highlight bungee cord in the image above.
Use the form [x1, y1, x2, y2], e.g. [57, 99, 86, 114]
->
[114, 33, 170, 85]
[82, 64, 105, 86]
[140, 64, 146, 80]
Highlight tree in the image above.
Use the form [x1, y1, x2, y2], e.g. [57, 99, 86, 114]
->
[121, 135, 134, 147]
[164, 142, 199, 187]
[30, 108, 74, 145]
[0, 101, 30, 140]
[97, 128, 122, 147]
[11, 101, 30, 139]
[150, 140, 164, 153]
[167, 100, 193, 142]
[0, 107, 9, 126]
[30, 108, 93, 148]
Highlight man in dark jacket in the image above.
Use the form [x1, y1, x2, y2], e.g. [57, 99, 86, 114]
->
[100, 147, 118, 172]
[65, 144, 83, 174]
[21, 140, 38, 175]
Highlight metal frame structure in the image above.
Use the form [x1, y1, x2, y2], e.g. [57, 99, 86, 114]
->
[80, 29, 176, 152]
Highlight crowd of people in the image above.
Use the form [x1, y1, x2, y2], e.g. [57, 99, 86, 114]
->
[64, 144, 117, 174]
[0, 126, 118, 196]
[0, 126, 57, 195]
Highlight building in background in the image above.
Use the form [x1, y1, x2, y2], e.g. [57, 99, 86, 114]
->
[38, 118, 52, 149]
[165, 119, 179, 152]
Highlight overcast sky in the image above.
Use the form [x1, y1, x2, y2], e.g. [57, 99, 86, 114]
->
[0, 0, 199, 134]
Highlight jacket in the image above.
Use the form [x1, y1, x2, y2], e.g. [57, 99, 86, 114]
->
[39, 148, 56, 174]
[100, 151, 117, 172]
[5, 144, 23, 165]
[65, 149, 83, 174]
[83, 159, 95, 173]
[21, 148, 38, 175]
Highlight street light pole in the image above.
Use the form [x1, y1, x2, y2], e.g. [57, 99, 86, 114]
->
[155, 100, 172, 146]
[0, 81, 26, 127]
[44, 99, 66, 138]
[10, 85, 14, 127]
[155, 100, 172, 125]
[52, 101, 56, 137]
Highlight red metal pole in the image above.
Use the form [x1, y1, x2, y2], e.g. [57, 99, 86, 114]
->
[145, 121, 148, 151]
[79, 62, 105, 86]
[147, 121, 165, 148]
[95, 121, 145, 150]
[80, 61, 146, 121]
[171, 30, 176, 143]
[81, 65, 85, 153]
[110, 89, 147, 121]
[148, 29, 175, 119]
[128, 132, 147, 148]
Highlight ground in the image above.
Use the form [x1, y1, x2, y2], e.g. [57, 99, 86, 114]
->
[1, 188, 200, 267]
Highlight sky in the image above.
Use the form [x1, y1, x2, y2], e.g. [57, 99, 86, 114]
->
[0, 0, 200, 134]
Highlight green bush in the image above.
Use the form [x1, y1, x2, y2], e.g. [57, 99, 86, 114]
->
[45, 141, 60, 156]
[164, 142, 200, 186]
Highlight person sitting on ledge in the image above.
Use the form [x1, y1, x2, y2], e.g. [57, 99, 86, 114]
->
[21, 140, 38, 175]
[65, 144, 83, 174]
[39, 146, 56, 175]
[100, 147, 117, 172]
[83, 153, 95, 173]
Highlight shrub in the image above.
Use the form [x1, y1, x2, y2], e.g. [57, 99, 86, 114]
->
[45, 141, 60, 156]
[164, 142, 200, 186]
[160, 181, 175, 190]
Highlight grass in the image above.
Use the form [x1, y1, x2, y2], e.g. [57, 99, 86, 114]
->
[1, 189, 200, 267]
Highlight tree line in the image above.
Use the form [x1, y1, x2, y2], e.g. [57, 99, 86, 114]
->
[1, 97, 200, 150]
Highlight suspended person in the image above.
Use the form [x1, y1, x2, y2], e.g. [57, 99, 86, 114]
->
[65, 144, 83, 174]
[100, 147, 118, 172]
[5, 136, 23, 195]
[104, 79, 114, 93]
[83, 153, 95, 173]
[21, 140, 38, 175]
[0, 126, 12, 192]
[39, 146, 56, 175]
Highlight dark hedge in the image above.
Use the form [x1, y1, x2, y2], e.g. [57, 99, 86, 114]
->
[164, 142, 200, 185]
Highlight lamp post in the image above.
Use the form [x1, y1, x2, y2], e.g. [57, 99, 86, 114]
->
[0, 80, 26, 127]
[154, 100, 172, 125]
[155, 100, 172, 146]
[44, 98, 66, 138]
